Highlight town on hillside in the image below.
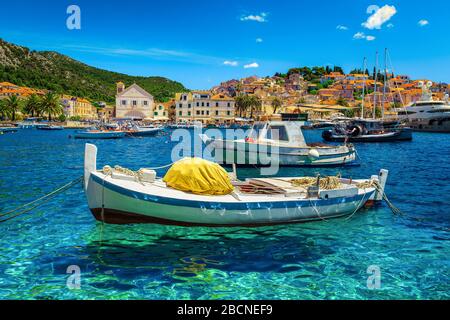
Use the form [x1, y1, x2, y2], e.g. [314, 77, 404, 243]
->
[1, 68, 449, 124]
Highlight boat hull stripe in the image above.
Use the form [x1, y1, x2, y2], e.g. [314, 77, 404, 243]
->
[91, 174, 373, 210]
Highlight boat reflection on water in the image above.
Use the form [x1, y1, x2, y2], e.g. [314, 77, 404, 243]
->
[77, 222, 347, 276]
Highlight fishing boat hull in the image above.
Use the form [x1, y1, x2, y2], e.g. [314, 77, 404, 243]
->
[205, 139, 357, 167]
[86, 175, 374, 226]
[127, 127, 162, 136]
[84, 144, 385, 226]
[74, 131, 126, 139]
[322, 128, 413, 142]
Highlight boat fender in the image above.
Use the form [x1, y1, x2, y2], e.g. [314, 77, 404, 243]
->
[139, 169, 156, 183]
[348, 125, 362, 137]
[308, 149, 320, 159]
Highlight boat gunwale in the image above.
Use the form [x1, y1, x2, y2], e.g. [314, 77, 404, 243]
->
[90, 171, 375, 210]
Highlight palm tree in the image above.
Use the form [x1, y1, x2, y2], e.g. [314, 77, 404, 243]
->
[3, 95, 22, 121]
[23, 94, 41, 118]
[0, 99, 7, 120]
[40, 92, 63, 121]
[235, 94, 249, 118]
[271, 97, 283, 114]
[248, 95, 262, 119]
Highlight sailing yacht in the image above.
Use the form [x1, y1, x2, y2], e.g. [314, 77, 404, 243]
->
[323, 51, 413, 143]
[395, 82, 450, 133]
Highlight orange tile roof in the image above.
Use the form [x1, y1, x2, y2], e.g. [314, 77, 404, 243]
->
[0, 82, 18, 87]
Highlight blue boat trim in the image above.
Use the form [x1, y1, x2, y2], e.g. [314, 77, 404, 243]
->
[91, 173, 374, 210]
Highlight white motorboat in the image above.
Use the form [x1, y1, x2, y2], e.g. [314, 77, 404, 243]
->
[123, 124, 162, 136]
[395, 82, 450, 132]
[201, 121, 357, 167]
[83, 144, 388, 226]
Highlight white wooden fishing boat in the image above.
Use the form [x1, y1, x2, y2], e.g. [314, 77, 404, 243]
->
[83, 144, 388, 226]
[201, 121, 357, 167]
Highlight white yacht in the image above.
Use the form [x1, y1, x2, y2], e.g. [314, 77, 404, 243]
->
[396, 81, 450, 132]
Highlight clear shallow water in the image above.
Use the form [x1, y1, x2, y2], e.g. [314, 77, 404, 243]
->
[0, 128, 448, 300]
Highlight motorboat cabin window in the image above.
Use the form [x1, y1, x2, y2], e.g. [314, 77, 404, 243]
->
[427, 109, 450, 113]
[266, 125, 289, 141]
[398, 111, 417, 115]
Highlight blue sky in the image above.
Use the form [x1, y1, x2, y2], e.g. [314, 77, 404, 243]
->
[0, 0, 449, 89]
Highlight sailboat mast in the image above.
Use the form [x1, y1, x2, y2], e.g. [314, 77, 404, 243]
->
[361, 57, 367, 119]
[382, 48, 388, 120]
[373, 51, 379, 119]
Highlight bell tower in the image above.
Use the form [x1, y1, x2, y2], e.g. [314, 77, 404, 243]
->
[116, 81, 125, 94]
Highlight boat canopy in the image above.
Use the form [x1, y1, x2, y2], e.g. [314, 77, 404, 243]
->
[252, 121, 308, 147]
[163, 158, 234, 196]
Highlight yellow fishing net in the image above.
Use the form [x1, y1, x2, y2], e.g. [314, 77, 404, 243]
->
[163, 158, 234, 195]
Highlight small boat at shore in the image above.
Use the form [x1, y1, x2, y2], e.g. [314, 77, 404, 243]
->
[37, 125, 64, 131]
[17, 118, 48, 129]
[83, 144, 388, 226]
[168, 121, 203, 129]
[74, 130, 126, 139]
[0, 127, 18, 134]
[201, 121, 357, 167]
[123, 124, 162, 137]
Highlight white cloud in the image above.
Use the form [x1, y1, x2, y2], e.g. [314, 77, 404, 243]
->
[240, 12, 268, 23]
[353, 32, 376, 41]
[336, 25, 348, 31]
[362, 5, 397, 30]
[418, 19, 429, 27]
[64, 44, 228, 66]
[244, 62, 259, 69]
[256, 38, 263, 43]
[387, 23, 394, 28]
[353, 32, 366, 39]
[223, 60, 238, 67]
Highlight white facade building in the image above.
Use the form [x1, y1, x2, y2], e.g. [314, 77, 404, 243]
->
[115, 82, 154, 119]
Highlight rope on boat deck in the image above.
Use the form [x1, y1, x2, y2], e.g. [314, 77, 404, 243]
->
[308, 179, 405, 222]
[0, 176, 83, 223]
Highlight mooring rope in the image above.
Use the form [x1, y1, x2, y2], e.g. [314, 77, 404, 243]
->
[0, 176, 83, 223]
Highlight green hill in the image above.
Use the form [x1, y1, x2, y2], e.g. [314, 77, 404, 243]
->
[0, 39, 187, 102]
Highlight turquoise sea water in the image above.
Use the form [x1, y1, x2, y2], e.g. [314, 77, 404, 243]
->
[0, 128, 448, 300]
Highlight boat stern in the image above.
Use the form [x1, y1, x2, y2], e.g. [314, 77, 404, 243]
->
[84, 143, 97, 191]
[364, 169, 389, 207]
